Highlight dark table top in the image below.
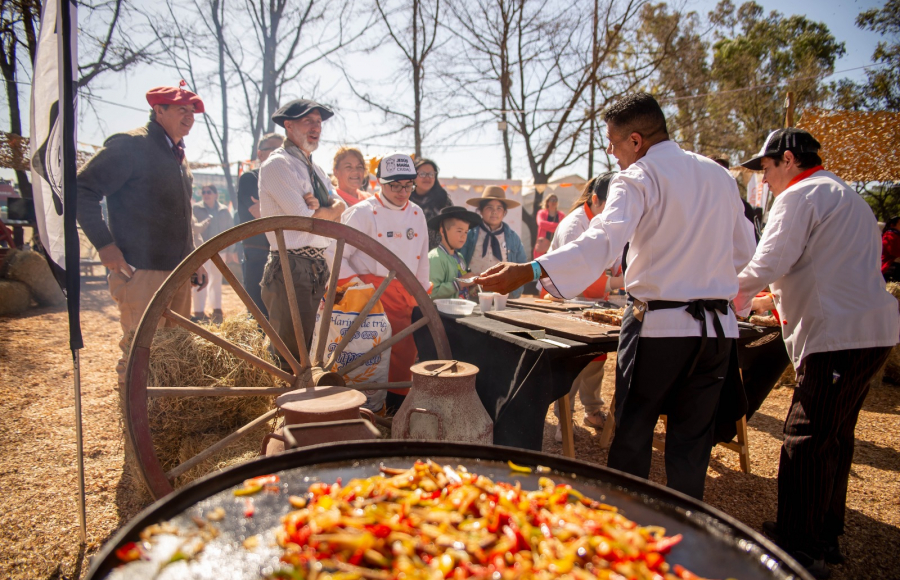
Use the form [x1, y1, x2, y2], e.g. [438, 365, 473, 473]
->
[415, 307, 788, 451]
[414, 308, 613, 451]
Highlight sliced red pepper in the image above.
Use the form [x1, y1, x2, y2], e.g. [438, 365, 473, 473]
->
[643, 551, 664, 570]
[674, 564, 702, 580]
[349, 548, 365, 566]
[652, 533, 682, 554]
[290, 525, 311, 546]
[115, 541, 143, 563]
[243, 498, 255, 518]
[366, 524, 392, 539]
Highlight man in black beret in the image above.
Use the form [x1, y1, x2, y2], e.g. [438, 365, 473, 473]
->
[257, 99, 346, 361]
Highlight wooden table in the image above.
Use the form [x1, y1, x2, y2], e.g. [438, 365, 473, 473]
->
[413, 308, 618, 454]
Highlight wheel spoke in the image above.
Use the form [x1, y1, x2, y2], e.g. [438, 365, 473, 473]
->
[313, 239, 345, 366]
[166, 408, 278, 480]
[148, 386, 294, 398]
[275, 229, 312, 369]
[210, 253, 303, 375]
[162, 309, 294, 384]
[324, 271, 395, 370]
[337, 316, 429, 377]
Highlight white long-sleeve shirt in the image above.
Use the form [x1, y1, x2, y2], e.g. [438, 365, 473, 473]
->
[734, 170, 899, 368]
[538, 140, 757, 338]
[339, 194, 430, 290]
[258, 147, 337, 249]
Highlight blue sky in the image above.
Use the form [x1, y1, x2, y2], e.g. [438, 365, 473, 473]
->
[3, 0, 888, 184]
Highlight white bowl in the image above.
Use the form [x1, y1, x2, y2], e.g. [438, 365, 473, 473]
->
[434, 299, 477, 316]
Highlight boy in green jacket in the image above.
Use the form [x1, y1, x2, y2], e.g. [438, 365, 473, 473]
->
[427, 206, 482, 300]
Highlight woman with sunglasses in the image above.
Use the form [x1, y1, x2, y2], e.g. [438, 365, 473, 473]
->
[410, 157, 451, 250]
[338, 153, 430, 414]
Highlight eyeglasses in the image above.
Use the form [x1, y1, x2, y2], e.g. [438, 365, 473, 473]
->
[417, 172, 437, 179]
[201, 190, 215, 195]
[388, 182, 415, 193]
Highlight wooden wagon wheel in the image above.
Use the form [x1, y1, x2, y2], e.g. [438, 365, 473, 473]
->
[124, 216, 452, 499]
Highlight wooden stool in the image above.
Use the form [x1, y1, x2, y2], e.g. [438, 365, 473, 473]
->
[598, 394, 751, 473]
[558, 393, 576, 458]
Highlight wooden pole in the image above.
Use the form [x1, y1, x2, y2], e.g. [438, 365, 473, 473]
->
[784, 92, 795, 128]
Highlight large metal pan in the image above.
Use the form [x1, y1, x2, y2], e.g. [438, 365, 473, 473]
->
[88, 441, 811, 580]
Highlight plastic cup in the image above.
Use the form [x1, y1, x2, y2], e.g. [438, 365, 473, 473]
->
[479, 292, 495, 312]
[493, 293, 509, 311]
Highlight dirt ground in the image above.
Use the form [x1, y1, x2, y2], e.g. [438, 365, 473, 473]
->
[1, 282, 898, 579]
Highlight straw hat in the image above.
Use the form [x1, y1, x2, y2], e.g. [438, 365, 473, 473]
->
[465, 185, 520, 209]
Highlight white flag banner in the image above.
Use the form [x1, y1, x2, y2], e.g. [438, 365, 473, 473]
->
[30, 0, 78, 285]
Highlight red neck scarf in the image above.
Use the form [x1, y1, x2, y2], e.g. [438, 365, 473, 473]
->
[786, 165, 824, 189]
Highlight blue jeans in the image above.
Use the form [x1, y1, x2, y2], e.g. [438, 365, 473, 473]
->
[242, 246, 269, 317]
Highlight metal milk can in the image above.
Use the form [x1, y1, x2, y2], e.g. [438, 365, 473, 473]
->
[392, 360, 492, 444]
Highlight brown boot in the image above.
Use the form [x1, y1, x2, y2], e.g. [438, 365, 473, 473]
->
[211, 309, 224, 324]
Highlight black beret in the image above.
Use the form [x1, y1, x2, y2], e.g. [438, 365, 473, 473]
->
[271, 99, 334, 127]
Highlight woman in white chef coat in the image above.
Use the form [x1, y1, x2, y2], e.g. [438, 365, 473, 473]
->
[339, 153, 430, 414]
[551, 173, 624, 441]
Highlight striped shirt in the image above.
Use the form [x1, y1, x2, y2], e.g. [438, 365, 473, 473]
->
[258, 147, 337, 249]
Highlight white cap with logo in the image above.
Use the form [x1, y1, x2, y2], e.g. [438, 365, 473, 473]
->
[377, 153, 418, 184]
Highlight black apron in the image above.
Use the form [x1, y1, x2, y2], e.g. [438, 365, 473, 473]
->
[614, 296, 748, 439]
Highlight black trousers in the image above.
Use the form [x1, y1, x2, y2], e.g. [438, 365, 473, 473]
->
[777, 346, 890, 554]
[242, 246, 269, 318]
[607, 336, 732, 500]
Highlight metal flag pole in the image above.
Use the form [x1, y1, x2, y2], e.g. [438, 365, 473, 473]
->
[59, 0, 86, 543]
[73, 349, 86, 542]
[31, 0, 85, 542]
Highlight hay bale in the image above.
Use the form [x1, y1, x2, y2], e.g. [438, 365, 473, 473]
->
[1, 249, 64, 306]
[137, 316, 281, 486]
[0, 279, 32, 316]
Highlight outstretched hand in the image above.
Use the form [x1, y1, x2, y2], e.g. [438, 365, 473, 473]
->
[474, 262, 536, 295]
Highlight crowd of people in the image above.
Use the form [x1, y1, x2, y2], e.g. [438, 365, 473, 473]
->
[75, 85, 898, 580]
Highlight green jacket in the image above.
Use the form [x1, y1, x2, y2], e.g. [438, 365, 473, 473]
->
[429, 245, 468, 300]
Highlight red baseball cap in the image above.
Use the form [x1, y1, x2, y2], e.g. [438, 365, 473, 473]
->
[146, 86, 205, 114]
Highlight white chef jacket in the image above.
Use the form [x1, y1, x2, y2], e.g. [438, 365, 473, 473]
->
[339, 194, 430, 290]
[548, 204, 590, 253]
[734, 170, 899, 368]
[537, 140, 757, 338]
[258, 147, 338, 249]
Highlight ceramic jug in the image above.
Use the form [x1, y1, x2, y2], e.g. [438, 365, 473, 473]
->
[392, 360, 492, 443]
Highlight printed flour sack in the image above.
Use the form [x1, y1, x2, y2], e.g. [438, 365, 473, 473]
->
[311, 278, 392, 412]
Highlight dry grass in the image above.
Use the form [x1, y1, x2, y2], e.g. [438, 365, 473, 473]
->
[0, 284, 897, 579]
[135, 317, 280, 486]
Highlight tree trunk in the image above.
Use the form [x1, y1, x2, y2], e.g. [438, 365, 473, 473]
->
[212, 0, 234, 200]
[522, 176, 548, 255]
[411, 0, 422, 158]
[1, 36, 33, 199]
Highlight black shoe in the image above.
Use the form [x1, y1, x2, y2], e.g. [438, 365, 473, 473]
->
[789, 549, 831, 579]
[822, 539, 845, 565]
[762, 522, 831, 579]
[762, 520, 782, 543]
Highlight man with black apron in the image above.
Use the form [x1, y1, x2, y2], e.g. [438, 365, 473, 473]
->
[476, 93, 757, 500]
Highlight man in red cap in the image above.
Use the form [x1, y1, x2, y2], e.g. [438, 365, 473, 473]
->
[77, 84, 209, 392]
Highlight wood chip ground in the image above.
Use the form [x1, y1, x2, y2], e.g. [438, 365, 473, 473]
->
[1, 283, 897, 579]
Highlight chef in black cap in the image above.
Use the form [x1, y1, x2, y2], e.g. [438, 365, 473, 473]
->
[734, 127, 898, 577]
[258, 98, 346, 361]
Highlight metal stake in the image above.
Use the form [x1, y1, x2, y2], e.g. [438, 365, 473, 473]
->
[73, 349, 86, 543]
